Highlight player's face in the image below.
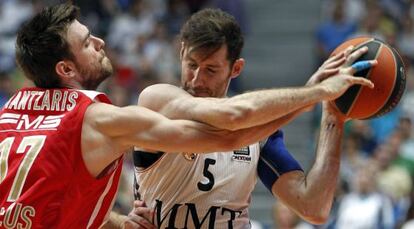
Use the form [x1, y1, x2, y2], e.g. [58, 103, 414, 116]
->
[181, 44, 244, 98]
[66, 20, 113, 89]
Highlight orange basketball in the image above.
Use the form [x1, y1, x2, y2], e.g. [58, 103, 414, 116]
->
[330, 37, 406, 119]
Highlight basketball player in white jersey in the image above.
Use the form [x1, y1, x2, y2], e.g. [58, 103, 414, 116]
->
[126, 9, 375, 229]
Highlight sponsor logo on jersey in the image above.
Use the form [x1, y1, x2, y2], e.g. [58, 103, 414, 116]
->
[234, 146, 250, 155]
[0, 203, 35, 228]
[153, 199, 242, 228]
[0, 113, 64, 130]
[232, 147, 251, 162]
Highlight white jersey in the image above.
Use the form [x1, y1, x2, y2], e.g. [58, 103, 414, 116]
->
[134, 144, 260, 229]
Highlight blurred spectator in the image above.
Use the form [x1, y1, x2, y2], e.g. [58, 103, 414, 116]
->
[313, 178, 350, 229]
[395, 118, 414, 176]
[106, 83, 130, 107]
[161, 0, 190, 36]
[144, 21, 180, 84]
[320, 0, 365, 24]
[73, 0, 120, 37]
[210, 0, 249, 34]
[399, 14, 414, 64]
[369, 108, 402, 144]
[340, 134, 368, 186]
[316, 0, 357, 64]
[348, 120, 378, 154]
[0, 0, 34, 72]
[380, 0, 410, 26]
[184, 0, 209, 13]
[402, 190, 414, 229]
[401, 66, 414, 124]
[351, 0, 397, 46]
[335, 163, 395, 229]
[374, 132, 412, 225]
[107, 0, 156, 53]
[0, 72, 13, 107]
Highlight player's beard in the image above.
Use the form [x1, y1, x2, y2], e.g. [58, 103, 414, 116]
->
[76, 56, 113, 90]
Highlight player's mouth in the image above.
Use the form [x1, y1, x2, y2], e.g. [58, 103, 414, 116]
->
[191, 90, 211, 97]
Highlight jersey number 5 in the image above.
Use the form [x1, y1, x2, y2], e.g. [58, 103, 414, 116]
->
[0, 135, 46, 202]
[197, 158, 216, 191]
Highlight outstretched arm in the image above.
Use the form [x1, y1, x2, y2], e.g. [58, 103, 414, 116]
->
[82, 102, 305, 177]
[270, 102, 345, 224]
[138, 47, 374, 131]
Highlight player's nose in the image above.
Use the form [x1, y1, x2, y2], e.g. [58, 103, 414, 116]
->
[92, 35, 105, 51]
[191, 69, 206, 87]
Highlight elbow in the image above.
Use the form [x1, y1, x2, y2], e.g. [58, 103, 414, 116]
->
[298, 207, 330, 225]
[302, 212, 329, 225]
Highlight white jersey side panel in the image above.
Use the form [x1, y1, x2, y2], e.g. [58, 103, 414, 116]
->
[135, 143, 260, 229]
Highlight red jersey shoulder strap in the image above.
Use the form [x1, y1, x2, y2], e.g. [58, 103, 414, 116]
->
[76, 90, 112, 104]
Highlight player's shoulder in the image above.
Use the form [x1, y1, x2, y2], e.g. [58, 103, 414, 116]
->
[139, 84, 191, 110]
[83, 102, 122, 128]
[142, 83, 180, 91]
[140, 84, 185, 100]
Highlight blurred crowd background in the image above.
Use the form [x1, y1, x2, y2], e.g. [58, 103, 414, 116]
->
[2, 0, 414, 228]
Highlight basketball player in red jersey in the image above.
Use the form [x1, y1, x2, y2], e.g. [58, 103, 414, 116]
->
[0, 3, 373, 229]
[126, 9, 377, 228]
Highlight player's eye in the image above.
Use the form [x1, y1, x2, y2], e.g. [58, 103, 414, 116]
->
[188, 63, 197, 70]
[207, 68, 216, 74]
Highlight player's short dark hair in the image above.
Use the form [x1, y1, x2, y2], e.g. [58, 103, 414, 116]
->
[15, 3, 80, 88]
[179, 8, 244, 65]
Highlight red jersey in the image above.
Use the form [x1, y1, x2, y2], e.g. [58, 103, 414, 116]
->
[0, 88, 123, 229]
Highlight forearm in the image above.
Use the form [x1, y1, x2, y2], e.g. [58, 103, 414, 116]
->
[300, 112, 344, 217]
[139, 84, 324, 131]
[106, 104, 304, 154]
[127, 111, 302, 154]
[273, 110, 344, 224]
[229, 108, 305, 149]
[188, 86, 327, 131]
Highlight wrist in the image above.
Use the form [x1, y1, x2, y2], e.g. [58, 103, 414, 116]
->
[310, 84, 331, 101]
[323, 114, 345, 129]
[322, 102, 348, 123]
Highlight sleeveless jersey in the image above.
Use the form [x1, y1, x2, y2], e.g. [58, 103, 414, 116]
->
[0, 88, 123, 229]
[134, 144, 260, 229]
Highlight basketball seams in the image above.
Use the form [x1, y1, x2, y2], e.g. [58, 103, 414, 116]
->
[373, 47, 406, 118]
[344, 39, 380, 117]
[369, 44, 397, 118]
[352, 38, 375, 50]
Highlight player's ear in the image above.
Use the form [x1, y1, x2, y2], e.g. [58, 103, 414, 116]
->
[55, 60, 76, 79]
[230, 58, 245, 79]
